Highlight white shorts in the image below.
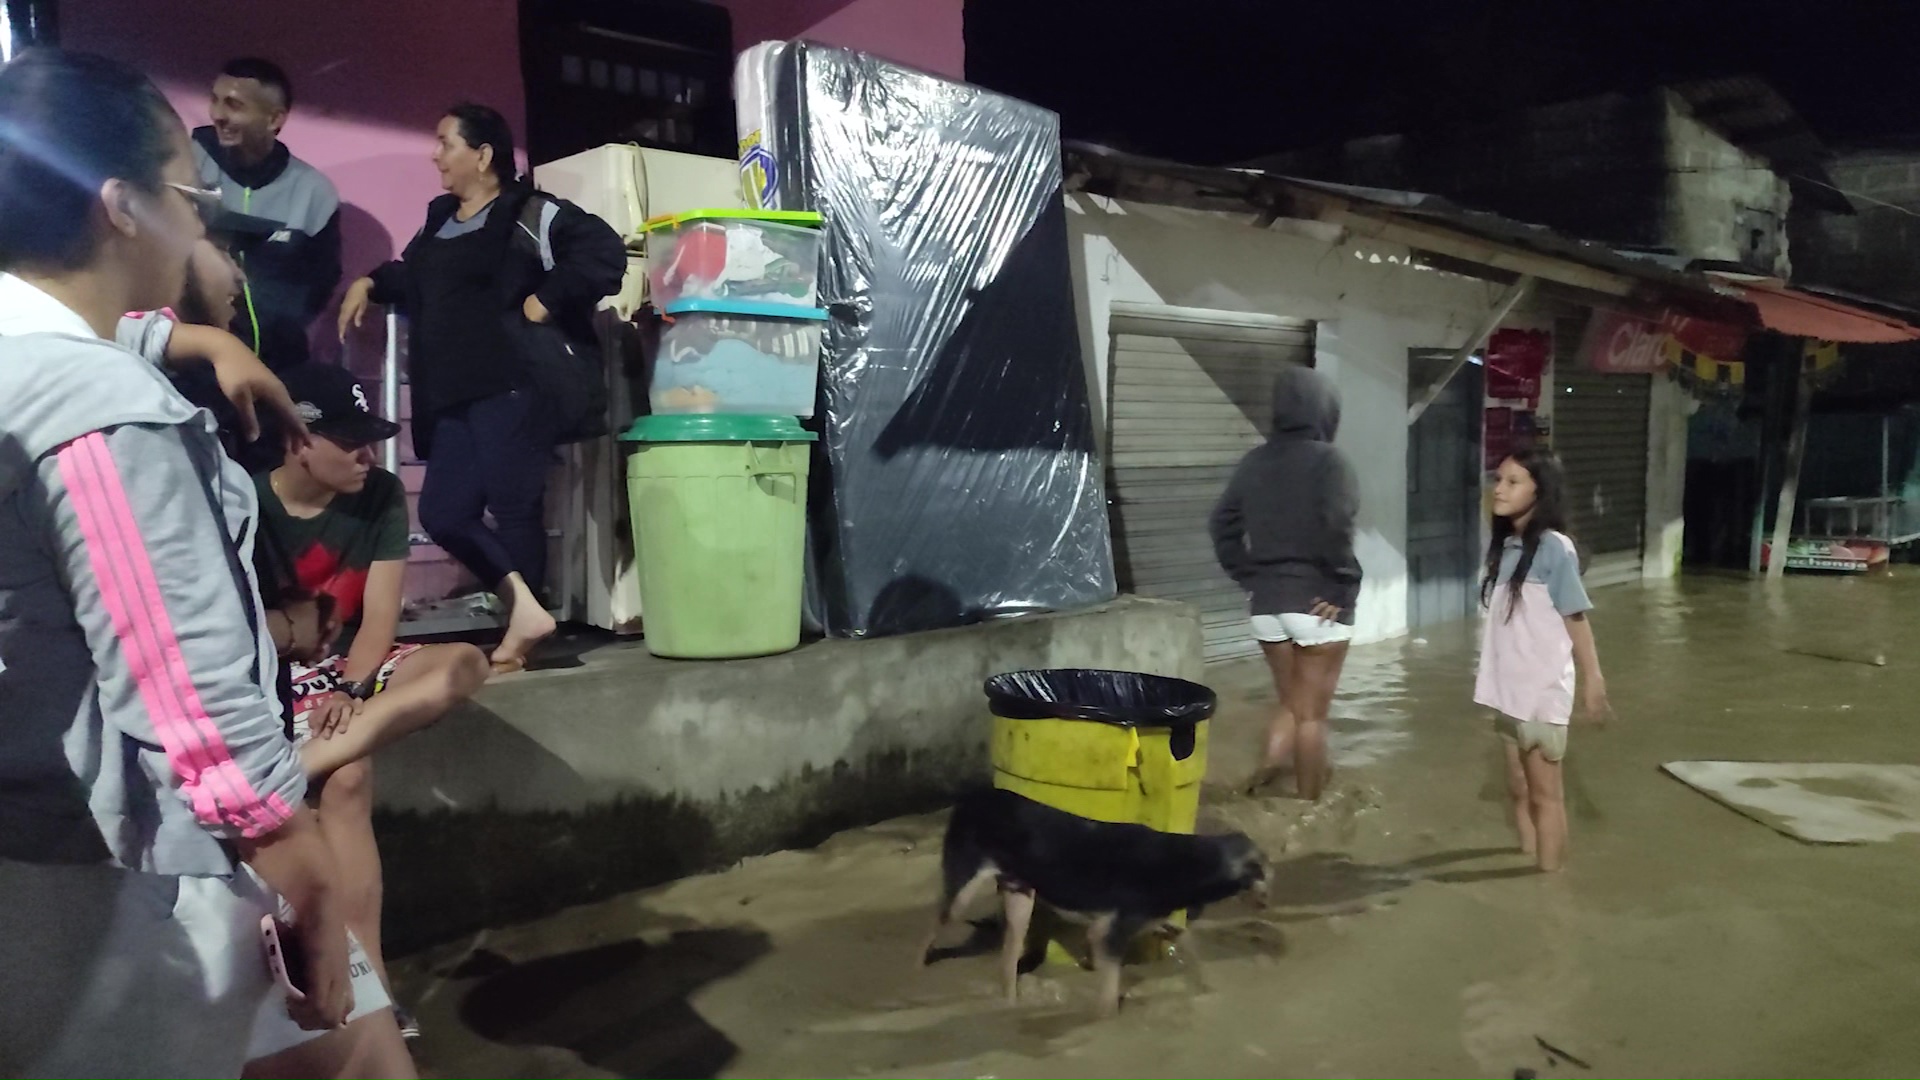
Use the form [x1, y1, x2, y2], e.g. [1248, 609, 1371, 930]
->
[0, 858, 278, 1078]
[247, 926, 392, 1059]
[1251, 612, 1355, 647]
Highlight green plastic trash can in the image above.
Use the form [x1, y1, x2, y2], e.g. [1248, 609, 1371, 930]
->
[619, 414, 818, 659]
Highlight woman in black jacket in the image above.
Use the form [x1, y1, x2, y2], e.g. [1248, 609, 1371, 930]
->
[339, 104, 624, 671]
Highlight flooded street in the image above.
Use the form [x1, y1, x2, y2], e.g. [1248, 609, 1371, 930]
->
[395, 574, 1920, 1078]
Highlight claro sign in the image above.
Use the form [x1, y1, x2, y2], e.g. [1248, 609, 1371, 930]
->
[1578, 309, 1747, 374]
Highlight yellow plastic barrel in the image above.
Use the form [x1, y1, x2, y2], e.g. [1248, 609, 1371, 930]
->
[983, 670, 1216, 965]
[988, 715, 1210, 833]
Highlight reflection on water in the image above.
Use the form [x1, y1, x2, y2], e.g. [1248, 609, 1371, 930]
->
[406, 568, 1920, 1080]
[1218, 568, 1920, 774]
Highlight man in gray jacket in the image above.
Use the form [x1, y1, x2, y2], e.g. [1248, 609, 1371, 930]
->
[195, 56, 342, 371]
[0, 49, 350, 1076]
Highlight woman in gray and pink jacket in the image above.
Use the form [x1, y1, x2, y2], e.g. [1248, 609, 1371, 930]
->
[0, 50, 350, 1077]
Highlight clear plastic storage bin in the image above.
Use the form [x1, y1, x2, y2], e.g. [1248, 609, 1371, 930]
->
[643, 208, 824, 310]
[651, 298, 829, 418]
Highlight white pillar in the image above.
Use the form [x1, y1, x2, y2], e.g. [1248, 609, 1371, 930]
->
[1643, 374, 1693, 579]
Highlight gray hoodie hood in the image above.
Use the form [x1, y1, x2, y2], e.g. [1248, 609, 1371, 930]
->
[1269, 365, 1340, 443]
[1212, 365, 1363, 621]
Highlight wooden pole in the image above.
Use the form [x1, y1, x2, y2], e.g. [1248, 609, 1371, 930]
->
[1881, 414, 1891, 499]
[1749, 344, 1785, 575]
[1767, 363, 1813, 580]
[1407, 275, 1534, 425]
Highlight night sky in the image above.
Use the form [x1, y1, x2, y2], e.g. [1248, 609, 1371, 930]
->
[965, 0, 1920, 164]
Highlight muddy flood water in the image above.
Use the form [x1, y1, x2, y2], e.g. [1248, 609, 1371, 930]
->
[394, 573, 1920, 1078]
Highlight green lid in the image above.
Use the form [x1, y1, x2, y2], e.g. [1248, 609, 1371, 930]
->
[619, 413, 820, 443]
[641, 207, 824, 232]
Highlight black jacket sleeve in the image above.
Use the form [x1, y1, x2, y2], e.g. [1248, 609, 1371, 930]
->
[368, 257, 410, 306]
[368, 211, 435, 307]
[1209, 459, 1254, 585]
[532, 199, 627, 316]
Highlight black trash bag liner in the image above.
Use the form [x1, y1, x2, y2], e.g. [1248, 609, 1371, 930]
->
[987, 670, 1215, 761]
[985, 670, 1217, 727]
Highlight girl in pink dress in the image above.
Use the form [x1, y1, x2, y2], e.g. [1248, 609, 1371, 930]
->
[1475, 449, 1611, 871]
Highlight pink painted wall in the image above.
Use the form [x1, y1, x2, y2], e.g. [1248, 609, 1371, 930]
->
[66, 0, 959, 606]
[65, 0, 527, 366]
[67, 0, 966, 316]
[67, 0, 525, 602]
[721, 0, 965, 81]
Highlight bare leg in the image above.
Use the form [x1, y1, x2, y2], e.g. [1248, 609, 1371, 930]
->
[920, 866, 997, 966]
[1246, 641, 1298, 793]
[300, 644, 490, 780]
[1000, 888, 1036, 1003]
[1291, 640, 1350, 802]
[491, 571, 556, 671]
[1502, 739, 1537, 856]
[315, 759, 390, 991]
[1523, 748, 1568, 872]
[1088, 914, 1124, 1017]
[243, 1009, 416, 1080]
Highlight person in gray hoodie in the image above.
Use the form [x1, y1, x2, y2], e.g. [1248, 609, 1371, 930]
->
[1209, 365, 1362, 802]
[0, 50, 351, 1076]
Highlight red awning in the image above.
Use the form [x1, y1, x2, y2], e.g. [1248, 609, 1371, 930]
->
[1733, 279, 1920, 344]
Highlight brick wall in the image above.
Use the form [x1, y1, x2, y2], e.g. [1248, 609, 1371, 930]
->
[1791, 149, 1920, 310]
[1660, 91, 1793, 277]
[1261, 89, 1791, 271]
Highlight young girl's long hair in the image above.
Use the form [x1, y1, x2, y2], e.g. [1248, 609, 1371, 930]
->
[1482, 448, 1573, 620]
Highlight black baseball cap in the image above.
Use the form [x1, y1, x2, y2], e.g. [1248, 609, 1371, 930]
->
[281, 364, 401, 446]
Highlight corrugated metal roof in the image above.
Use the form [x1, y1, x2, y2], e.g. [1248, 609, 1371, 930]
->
[1063, 142, 1730, 300]
[1278, 175, 1715, 288]
[1712, 275, 1920, 344]
[1063, 142, 1920, 341]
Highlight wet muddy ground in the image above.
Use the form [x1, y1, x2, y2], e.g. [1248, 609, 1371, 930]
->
[393, 574, 1920, 1078]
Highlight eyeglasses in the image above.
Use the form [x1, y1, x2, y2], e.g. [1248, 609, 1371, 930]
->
[165, 181, 225, 223]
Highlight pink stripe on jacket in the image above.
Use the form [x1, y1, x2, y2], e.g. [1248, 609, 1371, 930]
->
[55, 432, 293, 837]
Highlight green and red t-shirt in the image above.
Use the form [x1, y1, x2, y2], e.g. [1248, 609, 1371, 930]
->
[254, 468, 410, 630]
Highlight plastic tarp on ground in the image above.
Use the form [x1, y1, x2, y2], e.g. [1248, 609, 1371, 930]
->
[735, 42, 1116, 638]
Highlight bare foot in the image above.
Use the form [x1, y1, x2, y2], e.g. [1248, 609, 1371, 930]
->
[1296, 764, 1334, 801]
[493, 606, 555, 668]
[491, 573, 556, 669]
[1243, 758, 1293, 796]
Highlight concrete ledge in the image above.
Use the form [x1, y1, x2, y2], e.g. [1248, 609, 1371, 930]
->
[373, 597, 1202, 952]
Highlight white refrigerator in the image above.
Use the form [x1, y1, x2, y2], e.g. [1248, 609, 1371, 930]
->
[536, 144, 745, 633]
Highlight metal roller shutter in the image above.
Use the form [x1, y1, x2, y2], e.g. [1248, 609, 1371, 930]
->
[1552, 368, 1650, 587]
[1106, 309, 1315, 661]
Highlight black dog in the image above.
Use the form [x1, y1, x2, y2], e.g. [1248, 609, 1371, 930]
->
[920, 787, 1269, 1014]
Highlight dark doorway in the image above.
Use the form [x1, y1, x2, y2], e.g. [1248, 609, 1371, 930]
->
[1407, 350, 1483, 629]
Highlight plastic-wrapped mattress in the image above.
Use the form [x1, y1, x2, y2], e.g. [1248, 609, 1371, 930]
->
[735, 42, 1116, 638]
